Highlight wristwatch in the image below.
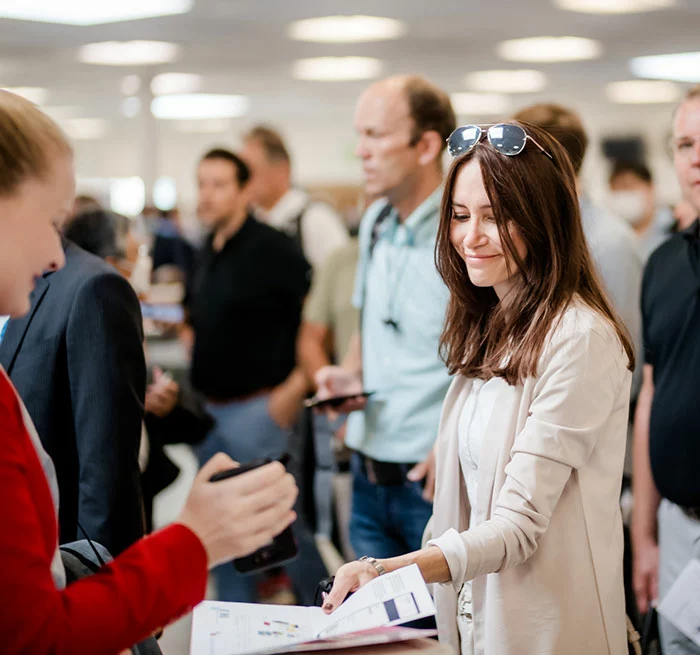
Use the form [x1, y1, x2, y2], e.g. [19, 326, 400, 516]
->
[359, 555, 387, 577]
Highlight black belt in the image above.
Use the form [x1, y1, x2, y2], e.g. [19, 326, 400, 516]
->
[356, 453, 418, 486]
[681, 506, 700, 521]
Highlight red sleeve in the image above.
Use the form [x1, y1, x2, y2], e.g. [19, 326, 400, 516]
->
[0, 380, 208, 655]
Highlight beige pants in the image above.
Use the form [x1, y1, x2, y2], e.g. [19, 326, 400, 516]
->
[457, 581, 475, 655]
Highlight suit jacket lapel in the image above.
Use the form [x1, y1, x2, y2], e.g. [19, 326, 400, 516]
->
[0, 275, 51, 375]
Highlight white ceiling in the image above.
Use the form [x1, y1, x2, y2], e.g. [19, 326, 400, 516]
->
[2, 0, 697, 203]
[2, 0, 699, 120]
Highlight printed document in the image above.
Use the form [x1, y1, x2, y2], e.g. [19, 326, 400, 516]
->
[658, 558, 700, 648]
[190, 564, 436, 655]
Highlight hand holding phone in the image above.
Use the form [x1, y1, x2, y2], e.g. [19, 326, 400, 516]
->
[209, 454, 298, 574]
[304, 391, 375, 410]
[176, 452, 296, 569]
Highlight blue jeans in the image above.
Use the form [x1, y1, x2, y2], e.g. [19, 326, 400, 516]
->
[194, 395, 327, 605]
[349, 452, 433, 559]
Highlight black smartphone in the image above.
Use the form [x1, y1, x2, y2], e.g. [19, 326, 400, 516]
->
[209, 454, 298, 574]
[304, 391, 375, 410]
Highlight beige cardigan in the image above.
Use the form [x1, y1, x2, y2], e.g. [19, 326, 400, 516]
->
[426, 302, 631, 655]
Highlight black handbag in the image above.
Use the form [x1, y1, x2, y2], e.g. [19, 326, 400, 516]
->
[60, 534, 164, 655]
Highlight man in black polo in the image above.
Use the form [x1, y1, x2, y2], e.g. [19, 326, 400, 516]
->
[189, 148, 324, 604]
[632, 84, 700, 655]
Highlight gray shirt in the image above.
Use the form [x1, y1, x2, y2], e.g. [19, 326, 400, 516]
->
[580, 197, 644, 397]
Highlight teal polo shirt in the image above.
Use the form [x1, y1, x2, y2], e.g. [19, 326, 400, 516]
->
[345, 188, 452, 463]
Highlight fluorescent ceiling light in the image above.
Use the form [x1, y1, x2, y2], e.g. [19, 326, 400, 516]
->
[554, 0, 674, 14]
[631, 52, 700, 83]
[464, 70, 547, 94]
[498, 36, 602, 62]
[110, 177, 145, 217]
[79, 41, 179, 66]
[606, 80, 681, 104]
[62, 118, 109, 140]
[293, 57, 382, 81]
[151, 72, 201, 95]
[0, 0, 192, 25]
[450, 92, 511, 116]
[151, 94, 250, 120]
[1, 86, 48, 104]
[288, 15, 406, 43]
[174, 118, 232, 133]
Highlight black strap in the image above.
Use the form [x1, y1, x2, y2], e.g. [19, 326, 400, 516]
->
[77, 520, 107, 567]
[280, 201, 310, 254]
[360, 203, 394, 334]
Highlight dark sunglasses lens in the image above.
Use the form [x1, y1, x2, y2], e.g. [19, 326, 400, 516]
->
[487, 124, 527, 156]
[448, 126, 481, 157]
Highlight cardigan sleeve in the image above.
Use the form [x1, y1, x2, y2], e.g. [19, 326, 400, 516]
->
[0, 380, 208, 655]
[429, 319, 629, 590]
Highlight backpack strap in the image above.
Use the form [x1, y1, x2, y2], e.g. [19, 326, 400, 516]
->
[360, 202, 394, 336]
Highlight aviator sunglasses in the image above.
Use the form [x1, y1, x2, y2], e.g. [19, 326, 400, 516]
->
[447, 123, 554, 161]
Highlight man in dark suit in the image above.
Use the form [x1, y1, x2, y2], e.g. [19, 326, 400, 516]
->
[0, 239, 146, 555]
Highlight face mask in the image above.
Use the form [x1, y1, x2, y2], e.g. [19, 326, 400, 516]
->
[607, 190, 648, 226]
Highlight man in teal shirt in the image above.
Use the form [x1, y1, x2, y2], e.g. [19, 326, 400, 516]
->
[316, 75, 455, 559]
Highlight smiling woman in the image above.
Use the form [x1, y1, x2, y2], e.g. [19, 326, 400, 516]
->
[325, 121, 637, 655]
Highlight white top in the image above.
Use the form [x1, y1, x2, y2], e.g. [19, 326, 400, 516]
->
[427, 301, 631, 654]
[260, 188, 349, 269]
[458, 377, 507, 529]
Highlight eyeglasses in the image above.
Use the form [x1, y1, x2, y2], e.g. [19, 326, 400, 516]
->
[446, 123, 554, 161]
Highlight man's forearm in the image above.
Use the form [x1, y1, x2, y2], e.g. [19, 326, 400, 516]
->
[297, 323, 332, 387]
[341, 332, 363, 379]
[632, 365, 661, 544]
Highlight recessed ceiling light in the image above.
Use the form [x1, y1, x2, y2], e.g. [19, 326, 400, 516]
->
[464, 70, 547, 94]
[79, 41, 179, 66]
[498, 36, 602, 62]
[288, 15, 406, 43]
[0, 0, 192, 25]
[151, 94, 250, 120]
[62, 118, 109, 140]
[554, 0, 674, 14]
[1, 86, 48, 104]
[606, 80, 681, 104]
[450, 92, 511, 116]
[151, 72, 201, 95]
[631, 52, 700, 83]
[293, 57, 383, 81]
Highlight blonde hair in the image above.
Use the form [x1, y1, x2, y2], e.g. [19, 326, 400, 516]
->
[0, 90, 72, 196]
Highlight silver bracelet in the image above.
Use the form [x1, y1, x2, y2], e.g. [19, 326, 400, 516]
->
[359, 555, 387, 576]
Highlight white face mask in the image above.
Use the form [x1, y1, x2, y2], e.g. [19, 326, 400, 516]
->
[607, 190, 648, 226]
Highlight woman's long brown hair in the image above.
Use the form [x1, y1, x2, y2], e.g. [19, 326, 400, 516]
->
[435, 121, 635, 385]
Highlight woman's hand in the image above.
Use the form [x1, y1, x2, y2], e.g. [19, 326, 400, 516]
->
[177, 453, 298, 568]
[322, 559, 380, 613]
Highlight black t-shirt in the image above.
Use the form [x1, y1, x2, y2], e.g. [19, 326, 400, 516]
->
[189, 216, 310, 400]
[642, 218, 700, 507]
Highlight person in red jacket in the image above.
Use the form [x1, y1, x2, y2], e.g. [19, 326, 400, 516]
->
[0, 90, 299, 654]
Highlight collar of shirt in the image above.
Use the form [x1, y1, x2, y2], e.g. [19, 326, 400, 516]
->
[375, 186, 444, 248]
[258, 188, 309, 230]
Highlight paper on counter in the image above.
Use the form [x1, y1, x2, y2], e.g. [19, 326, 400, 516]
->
[657, 558, 700, 648]
[190, 564, 436, 655]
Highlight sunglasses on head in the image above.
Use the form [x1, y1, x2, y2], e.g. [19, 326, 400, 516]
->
[447, 123, 554, 161]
